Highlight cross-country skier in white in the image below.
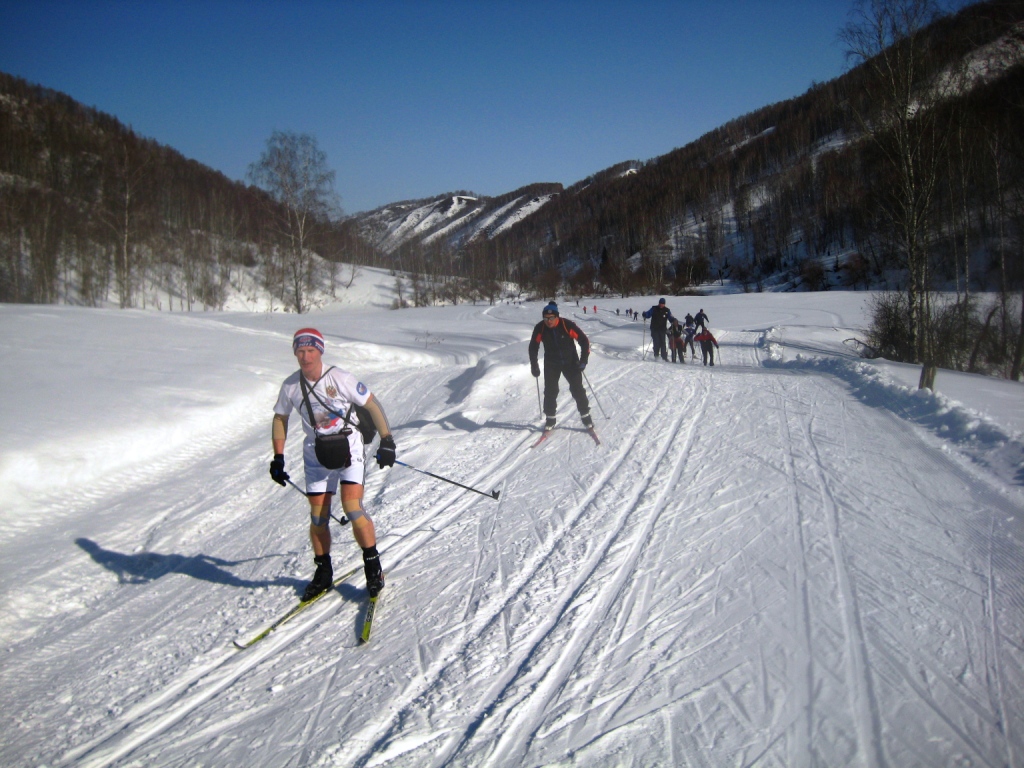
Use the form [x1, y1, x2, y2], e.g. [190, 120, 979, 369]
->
[269, 328, 394, 601]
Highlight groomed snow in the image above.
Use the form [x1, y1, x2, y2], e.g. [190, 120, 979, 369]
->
[1, 278, 1022, 767]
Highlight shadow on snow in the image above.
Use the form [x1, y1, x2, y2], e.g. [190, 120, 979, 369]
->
[75, 537, 305, 593]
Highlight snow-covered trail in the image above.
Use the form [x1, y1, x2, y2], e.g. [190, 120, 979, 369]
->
[0, 299, 1021, 767]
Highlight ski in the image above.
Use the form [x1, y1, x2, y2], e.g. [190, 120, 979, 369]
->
[532, 427, 599, 448]
[360, 595, 379, 643]
[233, 563, 362, 650]
[531, 429, 554, 448]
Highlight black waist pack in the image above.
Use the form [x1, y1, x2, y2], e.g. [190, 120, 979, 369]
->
[300, 370, 357, 469]
[314, 429, 352, 469]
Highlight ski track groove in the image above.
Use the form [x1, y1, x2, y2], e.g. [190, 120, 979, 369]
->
[800, 400, 883, 768]
[56, 562, 361, 765]
[460, 376, 716, 761]
[479, 384, 710, 766]
[328, 381, 679, 768]
[856, 383, 1024, 766]
[516, 385, 716, 765]
[771, 376, 816, 767]
[986, 512, 1014, 768]
[875, 640, 1002, 768]
[291, 649, 345, 768]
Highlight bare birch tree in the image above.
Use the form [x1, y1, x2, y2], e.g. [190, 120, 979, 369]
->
[248, 131, 338, 313]
[98, 136, 151, 308]
[841, 0, 948, 364]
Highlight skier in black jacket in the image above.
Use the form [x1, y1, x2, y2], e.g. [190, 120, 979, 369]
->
[642, 298, 677, 361]
[529, 302, 593, 430]
[694, 308, 709, 331]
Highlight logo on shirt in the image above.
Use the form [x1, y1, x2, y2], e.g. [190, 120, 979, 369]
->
[326, 384, 338, 398]
[357, 382, 368, 396]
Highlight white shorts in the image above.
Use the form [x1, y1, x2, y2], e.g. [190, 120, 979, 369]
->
[301, 432, 366, 494]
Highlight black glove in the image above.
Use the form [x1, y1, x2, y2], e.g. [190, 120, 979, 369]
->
[269, 453, 289, 486]
[376, 435, 396, 468]
[579, 360, 588, 371]
[530, 360, 540, 377]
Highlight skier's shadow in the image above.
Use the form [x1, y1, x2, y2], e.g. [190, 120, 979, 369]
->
[75, 537, 304, 593]
[396, 415, 530, 434]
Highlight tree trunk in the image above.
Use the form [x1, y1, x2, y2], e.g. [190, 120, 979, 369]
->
[918, 363, 937, 390]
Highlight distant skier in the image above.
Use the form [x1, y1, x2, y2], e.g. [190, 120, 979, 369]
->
[669, 319, 685, 363]
[695, 327, 719, 366]
[642, 298, 677, 362]
[269, 328, 394, 601]
[694, 308, 710, 331]
[683, 318, 697, 360]
[529, 302, 593, 431]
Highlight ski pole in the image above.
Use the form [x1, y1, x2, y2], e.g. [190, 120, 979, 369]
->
[642, 322, 648, 360]
[394, 460, 500, 501]
[582, 371, 608, 419]
[285, 477, 307, 496]
[535, 376, 542, 417]
[285, 477, 349, 525]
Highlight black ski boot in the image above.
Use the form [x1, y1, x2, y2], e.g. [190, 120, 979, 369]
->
[581, 412, 594, 429]
[545, 415, 556, 430]
[363, 546, 385, 597]
[302, 554, 333, 601]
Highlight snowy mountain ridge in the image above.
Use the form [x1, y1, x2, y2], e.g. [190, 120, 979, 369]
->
[355, 184, 561, 255]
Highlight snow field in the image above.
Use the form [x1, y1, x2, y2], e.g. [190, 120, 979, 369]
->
[0, 290, 1021, 767]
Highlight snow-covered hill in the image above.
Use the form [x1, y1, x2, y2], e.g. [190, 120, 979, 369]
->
[1, 290, 1022, 767]
[353, 184, 562, 255]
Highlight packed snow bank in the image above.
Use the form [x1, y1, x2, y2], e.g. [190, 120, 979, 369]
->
[766, 354, 1024, 488]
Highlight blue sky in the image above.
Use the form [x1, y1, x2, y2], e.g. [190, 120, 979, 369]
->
[1, 0, 856, 214]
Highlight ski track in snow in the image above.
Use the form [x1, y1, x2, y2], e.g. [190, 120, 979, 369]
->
[0, 297, 1022, 767]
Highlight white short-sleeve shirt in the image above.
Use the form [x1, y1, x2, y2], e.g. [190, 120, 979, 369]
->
[274, 365, 372, 440]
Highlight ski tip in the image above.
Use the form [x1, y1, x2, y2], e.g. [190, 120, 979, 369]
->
[232, 639, 249, 650]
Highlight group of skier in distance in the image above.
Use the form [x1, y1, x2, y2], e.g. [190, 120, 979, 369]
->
[266, 297, 719, 605]
[570, 298, 718, 365]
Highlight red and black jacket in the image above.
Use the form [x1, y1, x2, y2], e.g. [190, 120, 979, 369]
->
[694, 329, 718, 346]
[529, 317, 590, 369]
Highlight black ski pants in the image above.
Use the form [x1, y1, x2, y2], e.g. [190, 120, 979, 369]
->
[543, 363, 589, 418]
[651, 328, 668, 360]
[700, 340, 716, 366]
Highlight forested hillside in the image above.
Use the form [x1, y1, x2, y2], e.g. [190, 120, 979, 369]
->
[430, 0, 1024, 300]
[0, 74, 371, 310]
